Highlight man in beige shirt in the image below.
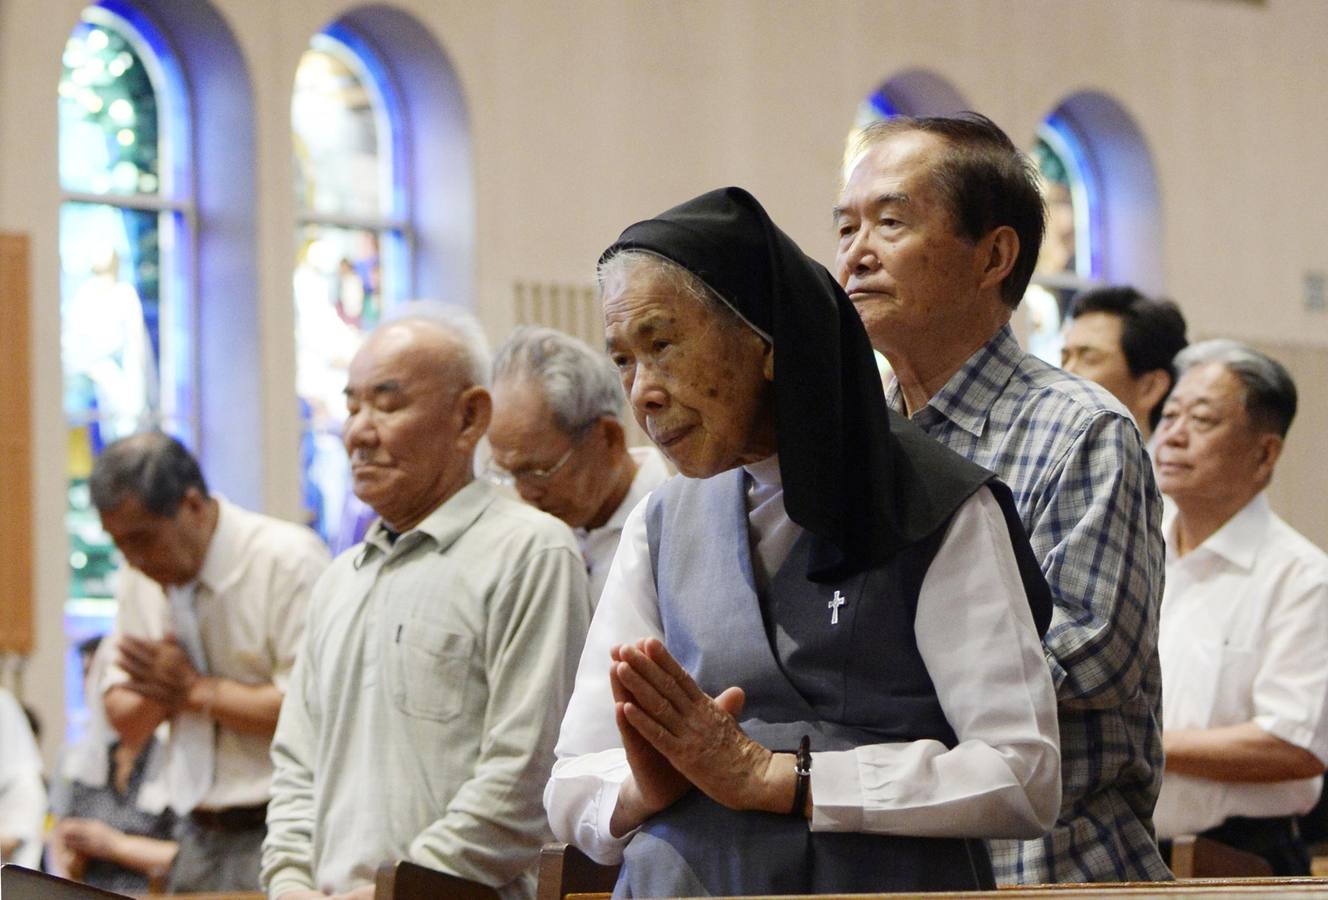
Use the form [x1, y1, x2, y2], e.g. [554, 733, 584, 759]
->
[263, 311, 592, 900]
[95, 433, 330, 891]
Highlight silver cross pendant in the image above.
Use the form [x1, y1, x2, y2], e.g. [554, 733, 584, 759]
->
[828, 590, 846, 625]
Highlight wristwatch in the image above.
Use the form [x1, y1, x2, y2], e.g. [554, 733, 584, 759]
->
[791, 734, 812, 816]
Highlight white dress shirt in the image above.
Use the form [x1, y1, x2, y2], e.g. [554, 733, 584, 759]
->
[544, 457, 1061, 864]
[1154, 493, 1328, 837]
[575, 447, 671, 605]
[0, 687, 45, 868]
[103, 498, 329, 811]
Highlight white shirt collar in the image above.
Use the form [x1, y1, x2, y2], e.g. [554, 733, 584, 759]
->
[196, 496, 241, 593]
[599, 447, 672, 535]
[742, 453, 781, 490]
[1166, 491, 1271, 573]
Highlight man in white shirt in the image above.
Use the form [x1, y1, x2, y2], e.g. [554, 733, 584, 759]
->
[93, 433, 330, 891]
[487, 326, 669, 603]
[0, 687, 45, 868]
[1061, 286, 1189, 444]
[1153, 339, 1328, 874]
[263, 310, 592, 900]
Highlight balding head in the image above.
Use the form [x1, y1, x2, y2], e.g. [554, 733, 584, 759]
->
[382, 300, 493, 387]
[344, 315, 493, 532]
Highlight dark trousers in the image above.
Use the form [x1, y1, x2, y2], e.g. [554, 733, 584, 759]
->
[1198, 815, 1311, 876]
[166, 810, 266, 892]
[1300, 787, 1328, 845]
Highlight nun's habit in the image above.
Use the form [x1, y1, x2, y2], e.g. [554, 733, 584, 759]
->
[545, 188, 1060, 896]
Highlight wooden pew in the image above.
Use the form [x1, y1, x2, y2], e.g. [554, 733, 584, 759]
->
[536, 843, 619, 900]
[3, 860, 501, 900]
[531, 840, 1328, 898]
[532, 879, 1328, 899]
[1004, 879, 1328, 897]
[373, 859, 500, 900]
[136, 861, 492, 899]
[1168, 835, 1275, 878]
[148, 862, 496, 899]
[984, 880, 1328, 897]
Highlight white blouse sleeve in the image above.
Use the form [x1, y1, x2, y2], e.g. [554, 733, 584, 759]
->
[0, 689, 46, 868]
[811, 486, 1062, 838]
[544, 494, 662, 864]
[545, 486, 1062, 859]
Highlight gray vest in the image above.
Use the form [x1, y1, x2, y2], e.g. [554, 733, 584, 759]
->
[617, 470, 993, 897]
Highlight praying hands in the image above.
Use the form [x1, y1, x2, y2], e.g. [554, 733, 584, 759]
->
[608, 637, 800, 837]
[116, 634, 201, 711]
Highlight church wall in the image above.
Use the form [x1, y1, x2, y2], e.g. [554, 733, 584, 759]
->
[1, 0, 1325, 758]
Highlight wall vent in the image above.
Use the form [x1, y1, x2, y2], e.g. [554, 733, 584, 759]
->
[513, 281, 601, 347]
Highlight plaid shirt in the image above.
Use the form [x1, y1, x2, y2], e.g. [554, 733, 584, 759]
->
[888, 325, 1170, 883]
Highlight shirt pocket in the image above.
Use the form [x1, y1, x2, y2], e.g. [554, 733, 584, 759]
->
[389, 621, 474, 723]
[1208, 639, 1261, 726]
[1195, 637, 1264, 727]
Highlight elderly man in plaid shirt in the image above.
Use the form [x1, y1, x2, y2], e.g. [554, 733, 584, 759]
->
[833, 112, 1168, 883]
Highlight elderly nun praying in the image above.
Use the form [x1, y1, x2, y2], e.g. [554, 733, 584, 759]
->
[543, 187, 1061, 896]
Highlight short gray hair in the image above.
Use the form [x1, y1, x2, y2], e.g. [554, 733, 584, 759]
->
[383, 300, 492, 387]
[597, 250, 761, 339]
[1174, 339, 1298, 437]
[90, 431, 209, 516]
[492, 326, 625, 432]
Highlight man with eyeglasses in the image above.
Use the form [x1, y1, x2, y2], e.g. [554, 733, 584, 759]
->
[488, 326, 669, 604]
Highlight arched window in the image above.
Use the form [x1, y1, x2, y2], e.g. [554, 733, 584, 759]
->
[292, 27, 410, 549]
[846, 71, 970, 379]
[1027, 95, 1162, 364]
[854, 87, 900, 128]
[1034, 118, 1098, 283]
[844, 69, 969, 179]
[1025, 116, 1099, 362]
[58, 1, 193, 733]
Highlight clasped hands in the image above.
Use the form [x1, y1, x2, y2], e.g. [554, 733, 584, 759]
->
[51, 818, 117, 876]
[608, 637, 797, 837]
[117, 634, 209, 713]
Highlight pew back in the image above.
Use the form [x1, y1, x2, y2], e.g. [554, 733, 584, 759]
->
[373, 859, 501, 900]
[537, 843, 620, 900]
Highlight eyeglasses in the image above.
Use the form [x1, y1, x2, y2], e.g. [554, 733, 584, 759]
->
[484, 422, 593, 488]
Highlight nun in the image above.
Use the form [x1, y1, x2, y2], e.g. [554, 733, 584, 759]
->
[544, 187, 1060, 895]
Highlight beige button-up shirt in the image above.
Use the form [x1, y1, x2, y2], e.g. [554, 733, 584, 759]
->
[103, 498, 330, 811]
[263, 478, 592, 900]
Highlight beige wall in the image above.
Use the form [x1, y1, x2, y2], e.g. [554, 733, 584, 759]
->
[2, 0, 1326, 757]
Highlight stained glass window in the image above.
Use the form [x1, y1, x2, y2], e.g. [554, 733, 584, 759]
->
[58, 4, 193, 740]
[842, 89, 900, 183]
[292, 30, 409, 548]
[1026, 119, 1098, 363]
